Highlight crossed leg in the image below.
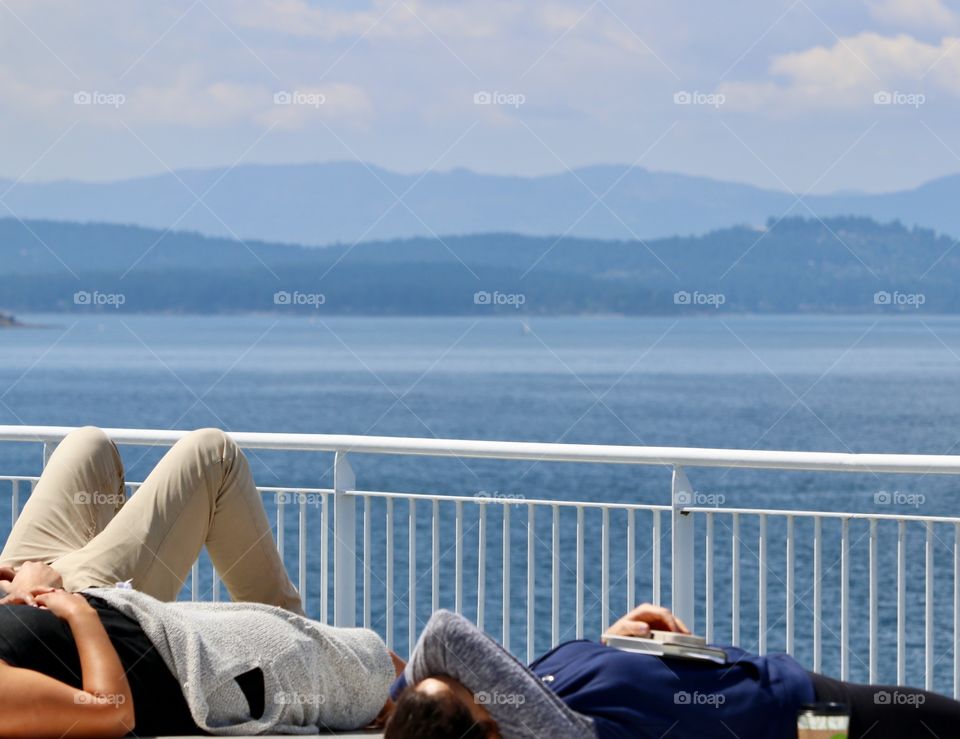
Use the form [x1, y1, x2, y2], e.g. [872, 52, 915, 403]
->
[0, 426, 303, 615]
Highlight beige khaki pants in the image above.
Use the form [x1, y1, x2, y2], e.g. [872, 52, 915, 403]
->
[0, 426, 303, 615]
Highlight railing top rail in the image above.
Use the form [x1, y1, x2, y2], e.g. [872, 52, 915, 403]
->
[2, 425, 960, 475]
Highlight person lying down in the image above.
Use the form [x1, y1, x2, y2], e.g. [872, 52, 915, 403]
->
[384, 605, 960, 739]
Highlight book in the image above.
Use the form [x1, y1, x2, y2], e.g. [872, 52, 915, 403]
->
[601, 630, 728, 664]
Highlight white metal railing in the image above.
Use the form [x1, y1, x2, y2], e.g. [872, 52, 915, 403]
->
[2, 426, 960, 695]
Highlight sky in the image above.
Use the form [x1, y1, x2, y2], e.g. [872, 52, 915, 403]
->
[1, 0, 960, 193]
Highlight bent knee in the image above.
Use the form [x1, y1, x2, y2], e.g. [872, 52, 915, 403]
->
[58, 426, 116, 455]
[176, 427, 237, 461]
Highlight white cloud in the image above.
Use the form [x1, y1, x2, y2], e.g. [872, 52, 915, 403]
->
[718, 32, 960, 111]
[868, 0, 959, 32]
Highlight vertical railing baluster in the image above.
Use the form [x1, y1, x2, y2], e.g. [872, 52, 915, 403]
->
[627, 509, 635, 611]
[813, 516, 822, 672]
[576, 506, 585, 639]
[926, 520, 934, 691]
[897, 521, 907, 685]
[364, 496, 371, 629]
[705, 512, 714, 644]
[455, 501, 463, 615]
[786, 515, 794, 655]
[527, 504, 536, 664]
[503, 504, 511, 650]
[732, 512, 740, 647]
[277, 491, 285, 554]
[386, 497, 394, 650]
[869, 518, 878, 684]
[11, 479, 19, 528]
[955, 523, 960, 700]
[320, 493, 330, 624]
[841, 518, 849, 680]
[299, 495, 307, 614]
[602, 507, 610, 633]
[478, 504, 487, 632]
[897, 520, 906, 685]
[671, 467, 695, 630]
[653, 510, 662, 604]
[552, 505, 560, 647]
[408, 499, 416, 655]
[759, 514, 767, 654]
[432, 500, 440, 614]
[867, 518, 879, 684]
[191, 561, 199, 600]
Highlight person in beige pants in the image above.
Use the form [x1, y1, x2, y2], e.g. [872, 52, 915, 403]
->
[0, 426, 303, 614]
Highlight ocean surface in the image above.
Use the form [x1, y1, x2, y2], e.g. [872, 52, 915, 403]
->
[2, 313, 960, 688]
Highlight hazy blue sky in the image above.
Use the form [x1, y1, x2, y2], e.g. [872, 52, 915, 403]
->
[2, 0, 959, 193]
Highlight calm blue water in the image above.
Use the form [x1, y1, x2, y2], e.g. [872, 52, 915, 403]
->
[2, 314, 960, 687]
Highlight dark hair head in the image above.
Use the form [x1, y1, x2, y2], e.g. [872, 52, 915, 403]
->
[385, 685, 499, 739]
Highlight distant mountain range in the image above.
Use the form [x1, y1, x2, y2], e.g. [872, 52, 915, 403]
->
[1, 215, 956, 315]
[3, 162, 960, 245]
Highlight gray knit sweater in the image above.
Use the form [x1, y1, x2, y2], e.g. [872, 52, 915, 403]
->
[86, 587, 394, 735]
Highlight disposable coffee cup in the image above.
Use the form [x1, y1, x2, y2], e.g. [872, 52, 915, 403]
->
[796, 702, 850, 739]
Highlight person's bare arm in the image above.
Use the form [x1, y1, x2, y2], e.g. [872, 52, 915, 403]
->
[0, 591, 134, 737]
[603, 602, 691, 640]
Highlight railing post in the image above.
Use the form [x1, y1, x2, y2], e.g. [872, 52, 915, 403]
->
[333, 451, 357, 627]
[671, 465, 695, 631]
[43, 441, 57, 468]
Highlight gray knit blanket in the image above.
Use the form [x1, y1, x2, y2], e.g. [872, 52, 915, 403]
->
[86, 587, 394, 735]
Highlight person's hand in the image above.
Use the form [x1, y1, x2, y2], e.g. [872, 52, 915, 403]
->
[0, 566, 16, 582]
[0, 561, 64, 606]
[34, 590, 95, 621]
[604, 603, 691, 640]
[0, 585, 59, 606]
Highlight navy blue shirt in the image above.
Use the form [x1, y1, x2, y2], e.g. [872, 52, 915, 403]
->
[528, 640, 815, 738]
